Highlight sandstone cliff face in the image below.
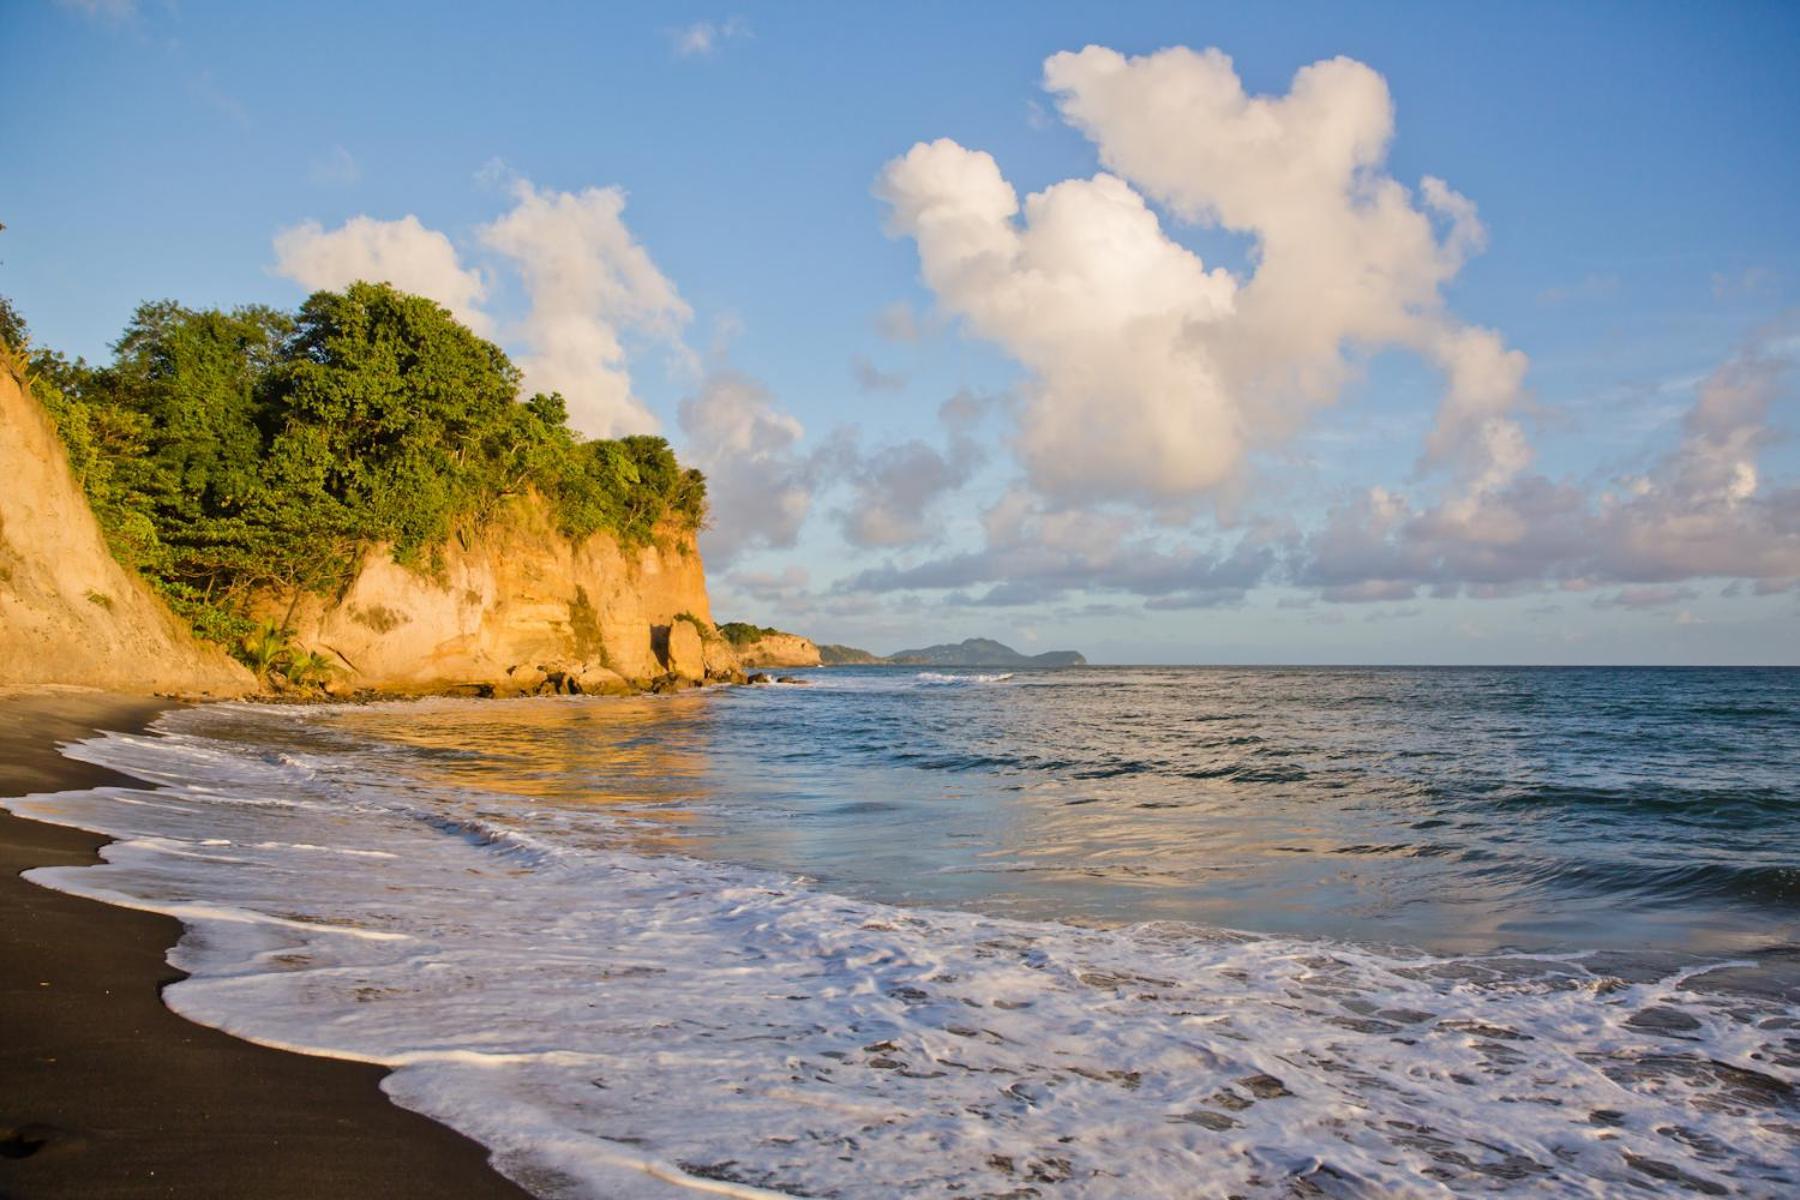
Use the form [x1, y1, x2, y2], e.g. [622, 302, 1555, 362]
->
[277, 496, 741, 694]
[0, 360, 254, 697]
[732, 632, 822, 669]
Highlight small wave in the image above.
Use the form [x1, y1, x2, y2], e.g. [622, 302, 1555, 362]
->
[820, 800, 902, 816]
[1482, 781, 1794, 822]
[1685, 702, 1796, 719]
[416, 813, 560, 867]
[916, 671, 1014, 685]
[1495, 855, 1800, 910]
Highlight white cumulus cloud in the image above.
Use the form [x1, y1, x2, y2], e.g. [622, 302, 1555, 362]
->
[272, 214, 492, 335]
[479, 180, 691, 437]
[273, 178, 691, 438]
[878, 45, 1530, 507]
[877, 141, 1238, 505]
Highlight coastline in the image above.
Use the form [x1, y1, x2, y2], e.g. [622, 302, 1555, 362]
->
[0, 688, 533, 1200]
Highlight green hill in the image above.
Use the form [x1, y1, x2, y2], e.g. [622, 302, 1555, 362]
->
[885, 638, 1086, 668]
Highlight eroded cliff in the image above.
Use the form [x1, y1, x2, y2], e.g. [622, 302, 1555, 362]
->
[2, 347, 743, 699]
[729, 631, 823, 669]
[0, 358, 254, 696]
[275, 497, 742, 695]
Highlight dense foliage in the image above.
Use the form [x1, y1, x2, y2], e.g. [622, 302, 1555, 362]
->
[717, 621, 785, 647]
[2, 284, 706, 646]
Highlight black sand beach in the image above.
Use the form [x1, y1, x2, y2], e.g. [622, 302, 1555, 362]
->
[0, 689, 533, 1199]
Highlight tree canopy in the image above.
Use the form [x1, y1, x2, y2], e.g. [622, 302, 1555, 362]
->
[2, 282, 706, 646]
[717, 622, 786, 647]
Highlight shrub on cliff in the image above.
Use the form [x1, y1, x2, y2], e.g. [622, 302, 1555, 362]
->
[2, 284, 708, 649]
[717, 621, 784, 647]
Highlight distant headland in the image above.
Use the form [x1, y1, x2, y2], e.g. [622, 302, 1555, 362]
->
[820, 637, 1086, 668]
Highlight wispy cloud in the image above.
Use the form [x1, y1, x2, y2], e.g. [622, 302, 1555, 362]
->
[667, 16, 750, 59]
[1712, 266, 1775, 301]
[1591, 586, 1699, 610]
[840, 488, 1280, 610]
[830, 396, 985, 549]
[850, 353, 906, 394]
[307, 145, 360, 187]
[679, 370, 816, 563]
[872, 300, 922, 343]
[1536, 273, 1618, 307]
[56, 0, 137, 24]
[1293, 318, 1800, 599]
[188, 69, 250, 128]
[474, 156, 516, 190]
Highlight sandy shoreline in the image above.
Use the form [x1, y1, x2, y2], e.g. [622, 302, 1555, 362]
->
[0, 689, 533, 1199]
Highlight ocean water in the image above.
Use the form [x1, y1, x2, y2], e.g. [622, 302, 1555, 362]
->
[7, 666, 1798, 1197]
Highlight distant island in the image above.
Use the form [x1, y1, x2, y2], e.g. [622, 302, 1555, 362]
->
[818, 643, 886, 665]
[818, 637, 1086, 668]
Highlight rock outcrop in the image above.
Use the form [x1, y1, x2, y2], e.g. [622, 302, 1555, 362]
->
[0, 356, 254, 697]
[728, 631, 822, 669]
[272, 497, 742, 695]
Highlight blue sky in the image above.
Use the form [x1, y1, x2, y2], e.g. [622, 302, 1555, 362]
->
[5, 0, 1798, 663]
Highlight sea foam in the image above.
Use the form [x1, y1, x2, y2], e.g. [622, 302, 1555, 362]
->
[6, 703, 1796, 1198]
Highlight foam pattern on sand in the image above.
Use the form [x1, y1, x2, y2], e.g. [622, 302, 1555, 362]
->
[7, 704, 1797, 1198]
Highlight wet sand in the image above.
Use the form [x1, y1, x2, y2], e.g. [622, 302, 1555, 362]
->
[0, 689, 533, 1199]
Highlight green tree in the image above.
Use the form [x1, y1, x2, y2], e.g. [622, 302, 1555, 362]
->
[262, 282, 524, 565]
[21, 280, 709, 653]
[0, 294, 28, 352]
[94, 301, 294, 587]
